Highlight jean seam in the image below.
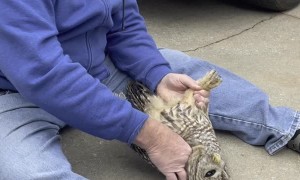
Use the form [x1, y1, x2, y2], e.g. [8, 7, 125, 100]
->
[210, 111, 300, 155]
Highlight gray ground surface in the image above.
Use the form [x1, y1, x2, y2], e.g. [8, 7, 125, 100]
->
[62, 0, 300, 179]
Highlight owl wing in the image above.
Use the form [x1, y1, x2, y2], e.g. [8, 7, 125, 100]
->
[126, 81, 155, 166]
[126, 81, 153, 112]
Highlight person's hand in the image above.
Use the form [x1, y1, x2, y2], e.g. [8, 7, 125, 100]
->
[156, 73, 210, 109]
[134, 118, 192, 180]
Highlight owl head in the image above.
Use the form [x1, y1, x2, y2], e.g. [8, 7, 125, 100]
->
[187, 145, 229, 180]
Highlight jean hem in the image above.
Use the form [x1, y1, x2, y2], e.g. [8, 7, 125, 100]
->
[267, 111, 300, 155]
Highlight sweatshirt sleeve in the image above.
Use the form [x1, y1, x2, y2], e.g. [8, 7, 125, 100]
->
[0, 1, 148, 143]
[106, 0, 172, 92]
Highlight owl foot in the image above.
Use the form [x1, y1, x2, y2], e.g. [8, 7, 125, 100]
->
[197, 70, 222, 91]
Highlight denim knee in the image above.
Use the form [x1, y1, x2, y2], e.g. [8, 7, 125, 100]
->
[0, 127, 85, 180]
[0, 93, 84, 179]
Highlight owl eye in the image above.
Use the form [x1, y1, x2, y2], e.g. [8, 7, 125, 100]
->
[205, 169, 216, 177]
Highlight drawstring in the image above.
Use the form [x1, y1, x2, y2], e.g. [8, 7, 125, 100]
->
[122, 0, 125, 30]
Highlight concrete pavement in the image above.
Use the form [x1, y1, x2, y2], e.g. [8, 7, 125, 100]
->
[62, 0, 300, 179]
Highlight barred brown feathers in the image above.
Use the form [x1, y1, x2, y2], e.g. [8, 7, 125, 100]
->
[126, 70, 229, 180]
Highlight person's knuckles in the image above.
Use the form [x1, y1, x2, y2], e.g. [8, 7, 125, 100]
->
[196, 101, 206, 109]
[194, 94, 206, 104]
[201, 90, 210, 97]
[203, 97, 209, 104]
[194, 89, 209, 97]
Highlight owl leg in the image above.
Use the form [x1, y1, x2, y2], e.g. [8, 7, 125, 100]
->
[196, 70, 222, 91]
[180, 70, 222, 113]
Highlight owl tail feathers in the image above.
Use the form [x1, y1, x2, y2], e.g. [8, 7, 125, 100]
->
[197, 70, 222, 91]
[126, 81, 153, 112]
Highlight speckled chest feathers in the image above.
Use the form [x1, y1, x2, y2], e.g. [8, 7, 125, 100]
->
[126, 70, 229, 180]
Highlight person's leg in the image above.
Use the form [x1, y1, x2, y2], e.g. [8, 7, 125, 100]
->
[0, 93, 87, 180]
[159, 48, 300, 155]
[101, 55, 132, 94]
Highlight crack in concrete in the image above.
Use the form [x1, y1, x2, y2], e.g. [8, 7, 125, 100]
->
[182, 15, 276, 52]
[282, 13, 300, 20]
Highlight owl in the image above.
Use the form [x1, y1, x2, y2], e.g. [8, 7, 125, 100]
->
[126, 70, 229, 180]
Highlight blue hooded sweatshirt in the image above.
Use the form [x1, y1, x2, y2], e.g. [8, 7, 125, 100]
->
[0, 0, 172, 143]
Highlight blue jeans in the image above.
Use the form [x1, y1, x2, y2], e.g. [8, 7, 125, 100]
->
[0, 49, 299, 179]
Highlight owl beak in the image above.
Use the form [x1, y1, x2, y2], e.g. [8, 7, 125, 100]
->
[212, 153, 221, 165]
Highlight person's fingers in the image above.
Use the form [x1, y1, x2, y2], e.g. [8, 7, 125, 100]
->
[194, 94, 210, 104]
[165, 173, 178, 180]
[193, 93, 201, 103]
[194, 89, 210, 98]
[194, 90, 210, 109]
[195, 101, 203, 108]
[179, 75, 201, 90]
[194, 95, 209, 109]
[176, 169, 188, 180]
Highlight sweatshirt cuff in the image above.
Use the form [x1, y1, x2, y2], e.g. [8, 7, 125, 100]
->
[118, 108, 149, 144]
[144, 65, 172, 92]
